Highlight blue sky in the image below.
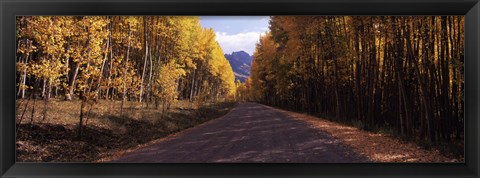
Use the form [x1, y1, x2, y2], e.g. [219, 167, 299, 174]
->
[200, 16, 270, 55]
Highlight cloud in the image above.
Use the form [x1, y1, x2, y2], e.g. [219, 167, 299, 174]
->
[215, 31, 266, 55]
[260, 27, 269, 31]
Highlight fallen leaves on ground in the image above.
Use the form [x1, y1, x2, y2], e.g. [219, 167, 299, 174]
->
[271, 107, 464, 163]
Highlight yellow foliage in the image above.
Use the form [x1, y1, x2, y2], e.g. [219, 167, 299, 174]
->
[16, 16, 238, 105]
[156, 60, 186, 106]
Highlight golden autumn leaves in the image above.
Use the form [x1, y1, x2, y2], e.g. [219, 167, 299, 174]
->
[246, 16, 464, 147]
[16, 16, 237, 137]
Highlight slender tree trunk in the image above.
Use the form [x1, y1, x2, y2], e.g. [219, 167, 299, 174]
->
[139, 16, 149, 103]
[17, 92, 32, 133]
[30, 79, 38, 124]
[107, 43, 114, 99]
[67, 63, 80, 101]
[41, 78, 47, 98]
[121, 25, 132, 114]
[147, 37, 153, 108]
[96, 16, 111, 100]
[42, 79, 50, 121]
[190, 70, 196, 102]
[78, 93, 86, 139]
[18, 53, 30, 99]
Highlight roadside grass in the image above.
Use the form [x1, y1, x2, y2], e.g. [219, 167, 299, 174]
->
[16, 98, 236, 162]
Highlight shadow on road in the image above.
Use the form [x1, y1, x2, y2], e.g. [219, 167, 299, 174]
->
[113, 102, 370, 163]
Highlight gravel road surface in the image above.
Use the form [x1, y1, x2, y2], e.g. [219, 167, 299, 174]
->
[113, 102, 369, 163]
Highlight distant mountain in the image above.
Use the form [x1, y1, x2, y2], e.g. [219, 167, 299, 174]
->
[224, 51, 253, 83]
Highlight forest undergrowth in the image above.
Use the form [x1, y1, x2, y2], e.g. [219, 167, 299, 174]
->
[16, 99, 236, 162]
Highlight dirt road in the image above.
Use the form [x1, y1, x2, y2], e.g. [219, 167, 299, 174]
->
[113, 102, 369, 163]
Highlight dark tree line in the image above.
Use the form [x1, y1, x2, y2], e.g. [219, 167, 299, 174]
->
[246, 16, 464, 145]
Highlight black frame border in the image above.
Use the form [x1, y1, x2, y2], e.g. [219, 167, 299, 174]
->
[1, 0, 479, 177]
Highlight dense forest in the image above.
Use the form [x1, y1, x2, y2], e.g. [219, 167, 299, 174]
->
[15, 16, 465, 160]
[15, 16, 236, 138]
[243, 16, 464, 146]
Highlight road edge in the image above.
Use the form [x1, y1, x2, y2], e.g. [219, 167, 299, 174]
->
[95, 102, 240, 162]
